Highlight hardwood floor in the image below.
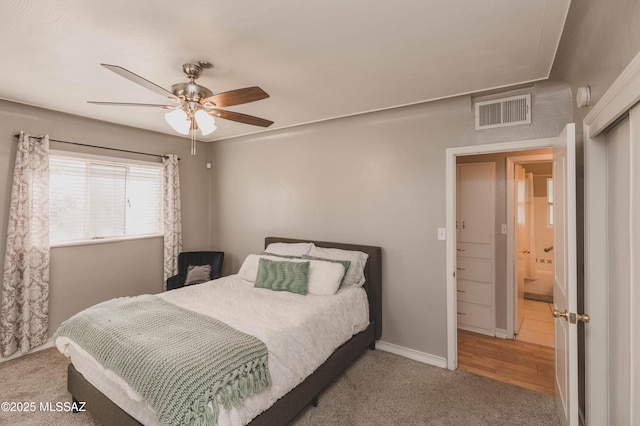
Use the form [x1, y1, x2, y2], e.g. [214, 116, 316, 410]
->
[457, 329, 555, 395]
[516, 299, 555, 347]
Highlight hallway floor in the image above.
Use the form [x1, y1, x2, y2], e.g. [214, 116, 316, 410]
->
[458, 329, 555, 395]
[516, 299, 554, 347]
[457, 299, 555, 395]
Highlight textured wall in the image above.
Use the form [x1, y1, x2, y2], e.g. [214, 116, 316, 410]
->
[551, 0, 640, 135]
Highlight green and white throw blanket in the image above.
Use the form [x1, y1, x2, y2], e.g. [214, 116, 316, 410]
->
[55, 294, 271, 426]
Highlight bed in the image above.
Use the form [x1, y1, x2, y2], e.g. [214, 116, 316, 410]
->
[59, 237, 382, 425]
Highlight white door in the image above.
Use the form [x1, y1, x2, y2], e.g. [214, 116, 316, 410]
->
[552, 123, 578, 425]
[456, 163, 496, 336]
[515, 165, 527, 334]
[458, 163, 494, 244]
[606, 116, 632, 425]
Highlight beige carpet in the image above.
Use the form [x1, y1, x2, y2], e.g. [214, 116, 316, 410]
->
[0, 347, 559, 425]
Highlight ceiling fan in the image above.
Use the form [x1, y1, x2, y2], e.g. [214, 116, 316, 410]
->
[88, 61, 273, 153]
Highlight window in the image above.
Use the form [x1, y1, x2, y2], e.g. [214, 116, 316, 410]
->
[547, 178, 554, 226]
[49, 151, 163, 245]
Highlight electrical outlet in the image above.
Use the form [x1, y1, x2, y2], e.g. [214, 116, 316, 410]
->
[437, 228, 446, 240]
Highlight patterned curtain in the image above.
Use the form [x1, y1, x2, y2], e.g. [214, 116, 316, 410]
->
[162, 154, 182, 289]
[1, 132, 50, 357]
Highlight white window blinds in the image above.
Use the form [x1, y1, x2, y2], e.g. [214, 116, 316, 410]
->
[49, 151, 163, 244]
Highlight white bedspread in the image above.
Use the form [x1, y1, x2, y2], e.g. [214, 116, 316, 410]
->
[56, 275, 370, 425]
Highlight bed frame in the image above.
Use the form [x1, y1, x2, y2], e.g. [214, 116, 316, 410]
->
[67, 236, 382, 425]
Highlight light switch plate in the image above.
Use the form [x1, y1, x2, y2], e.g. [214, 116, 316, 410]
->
[501, 224, 507, 234]
[437, 227, 446, 240]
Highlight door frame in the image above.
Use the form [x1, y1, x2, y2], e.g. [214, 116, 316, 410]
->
[582, 49, 640, 426]
[505, 154, 553, 338]
[446, 138, 554, 370]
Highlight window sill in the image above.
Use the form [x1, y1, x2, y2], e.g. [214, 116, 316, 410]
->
[50, 233, 163, 248]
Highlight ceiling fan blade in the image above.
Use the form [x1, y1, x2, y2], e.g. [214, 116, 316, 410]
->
[200, 86, 269, 107]
[88, 101, 174, 108]
[101, 64, 179, 102]
[210, 108, 274, 127]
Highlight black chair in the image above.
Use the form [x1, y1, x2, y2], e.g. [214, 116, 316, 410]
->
[166, 251, 224, 290]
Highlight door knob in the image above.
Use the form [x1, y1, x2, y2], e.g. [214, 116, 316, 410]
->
[553, 308, 568, 320]
[553, 309, 591, 324]
[577, 313, 591, 323]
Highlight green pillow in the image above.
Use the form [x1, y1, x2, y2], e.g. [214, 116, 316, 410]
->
[255, 258, 310, 295]
[302, 255, 351, 285]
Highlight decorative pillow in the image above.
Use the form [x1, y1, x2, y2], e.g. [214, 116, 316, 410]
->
[238, 254, 345, 296]
[302, 255, 351, 286]
[264, 242, 313, 257]
[238, 254, 266, 282]
[259, 251, 301, 259]
[184, 264, 211, 286]
[306, 246, 369, 288]
[255, 258, 309, 295]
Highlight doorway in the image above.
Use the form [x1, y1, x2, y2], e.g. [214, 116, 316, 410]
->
[447, 127, 579, 424]
[507, 155, 554, 348]
[454, 150, 555, 394]
[446, 138, 556, 370]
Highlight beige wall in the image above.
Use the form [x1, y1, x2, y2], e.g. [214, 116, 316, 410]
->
[551, 0, 640, 136]
[210, 81, 571, 357]
[0, 100, 212, 341]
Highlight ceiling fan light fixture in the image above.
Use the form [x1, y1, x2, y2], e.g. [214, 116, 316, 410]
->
[194, 109, 217, 135]
[165, 108, 190, 135]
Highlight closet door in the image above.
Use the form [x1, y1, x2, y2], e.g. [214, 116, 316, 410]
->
[456, 162, 496, 336]
[458, 163, 494, 244]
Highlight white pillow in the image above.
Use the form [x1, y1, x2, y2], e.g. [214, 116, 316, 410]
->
[306, 246, 369, 288]
[238, 254, 345, 296]
[264, 242, 313, 257]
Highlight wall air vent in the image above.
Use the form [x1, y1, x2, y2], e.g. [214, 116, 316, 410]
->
[474, 93, 531, 130]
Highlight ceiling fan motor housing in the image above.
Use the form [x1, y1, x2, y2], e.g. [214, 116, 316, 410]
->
[171, 82, 213, 103]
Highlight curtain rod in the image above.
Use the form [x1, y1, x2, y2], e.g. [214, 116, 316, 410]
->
[13, 133, 174, 160]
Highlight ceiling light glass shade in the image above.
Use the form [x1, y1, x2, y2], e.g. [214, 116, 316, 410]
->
[164, 109, 190, 135]
[194, 109, 217, 135]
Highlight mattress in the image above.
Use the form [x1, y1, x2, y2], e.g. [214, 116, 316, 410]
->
[56, 275, 369, 425]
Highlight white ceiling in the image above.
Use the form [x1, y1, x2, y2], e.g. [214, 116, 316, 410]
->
[0, 0, 570, 142]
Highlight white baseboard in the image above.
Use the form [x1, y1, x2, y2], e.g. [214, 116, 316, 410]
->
[494, 328, 508, 339]
[376, 340, 447, 369]
[0, 338, 54, 364]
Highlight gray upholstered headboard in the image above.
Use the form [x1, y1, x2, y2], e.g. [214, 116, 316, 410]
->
[265, 237, 382, 340]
